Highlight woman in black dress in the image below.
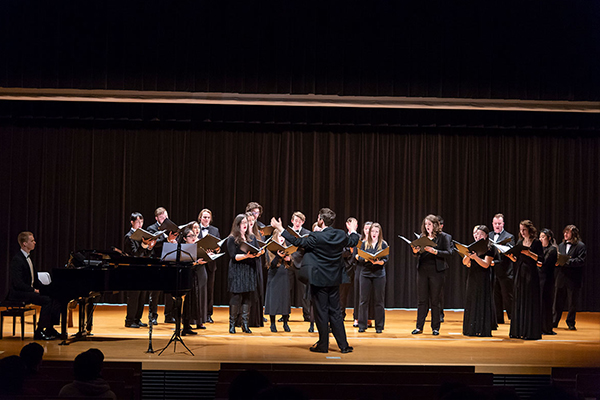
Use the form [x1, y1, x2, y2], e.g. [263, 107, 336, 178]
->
[246, 211, 265, 328]
[411, 214, 453, 336]
[462, 225, 496, 337]
[507, 219, 543, 340]
[264, 230, 292, 332]
[539, 228, 558, 336]
[226, 214, 264, 334]
[356, 223, 389, 334]
[180, 226, 208, 335]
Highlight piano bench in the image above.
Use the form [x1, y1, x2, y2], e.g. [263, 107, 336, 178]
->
[0, 302, 37, 340]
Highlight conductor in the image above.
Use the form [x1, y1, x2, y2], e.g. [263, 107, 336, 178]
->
[271, 208, 359, 353]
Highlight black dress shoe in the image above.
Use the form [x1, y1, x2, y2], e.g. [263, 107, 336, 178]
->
[309, 346, 328, 353]
[411, 329, 422, 335]
[45, 327, 61, 337]
[207, 316, 214, 323]
[196, 324, 207, 330]
[568, 325, 577, 331]
[125, 322, 140, 328]
[341, 346, 353, 354]
[164, 317, 176, 324]
[151, 319, 158, 326]
[34, 331, 55, 340]
[358, 328, 366, 333]
[270, 324, 277, 332]
[376, 329, 383, 334]
[137, 321, 148, 327]
[308, 323, 314, 333]
[182, 328, 198, 336]
[543, 330, 557, 335]
[432, 330, 440, 336]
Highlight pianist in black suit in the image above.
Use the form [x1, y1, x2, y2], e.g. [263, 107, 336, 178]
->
[123, 212, 154, 328]
[198, 209, 220, 324]
[147, 207, 175, 323]
[8, 232, 61, 340]
[273, 208, 359, 354]
[553, 225, 587, 330]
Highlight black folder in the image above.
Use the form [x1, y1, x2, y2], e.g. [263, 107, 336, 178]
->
[399, 235, 437, 253]
[240, 241, 267, 254]
[500, 242, 529, 258]
[453, 239, 489, 258]
[356, 246, 390, 261]
[557, 253, 570, 267]
[130, 228, 165, 242]
[196, 246, 226, 263]
[196, 233, 222, 251]
[286, 227, 309, 238]
[266, 241, 298, 256]
[159, 218, 195, 234]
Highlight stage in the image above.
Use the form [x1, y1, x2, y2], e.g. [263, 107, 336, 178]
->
[1, 306, 599, 375]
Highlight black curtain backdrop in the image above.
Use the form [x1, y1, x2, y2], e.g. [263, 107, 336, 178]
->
[1, 102, 599, 311]
[1, 0, 599, 101]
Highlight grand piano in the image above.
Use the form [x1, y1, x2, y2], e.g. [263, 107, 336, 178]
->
[49, 250, 193, 345]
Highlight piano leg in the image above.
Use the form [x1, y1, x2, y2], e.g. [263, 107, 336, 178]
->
[58, 300, 69, 345]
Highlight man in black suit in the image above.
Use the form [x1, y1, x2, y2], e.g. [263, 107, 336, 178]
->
[198, 208, 220, 323]
[8, 231, 60, 340]
[123, 212, 154, 328]
[553, 225, 587, 330]
[272, 208, 359, 353]
[490, 213, 515, 324]
[147, 207, 174, 323]
[287, 211, 312, 321]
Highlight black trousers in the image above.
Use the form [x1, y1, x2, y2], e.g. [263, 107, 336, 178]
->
[125, 291, 146, 323]
[539, 273, 555, 333]
[206, 262, 217, 316]
[289, 266, 311, 319]
[311, 285, 349, 351]
[493, 266, 514, 323]
[8, 290, 60, 331]
[553, 279, 580, 328]
[339, 281, 353, 320]
[358, 274, 386, 330]
[416, 264, 445, 331]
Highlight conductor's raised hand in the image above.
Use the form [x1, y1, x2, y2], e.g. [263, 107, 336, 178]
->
[346, 218, 358, 233]
[270, 217, 284, 233]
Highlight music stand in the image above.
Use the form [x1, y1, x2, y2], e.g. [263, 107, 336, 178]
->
[157, 243, 196, 356]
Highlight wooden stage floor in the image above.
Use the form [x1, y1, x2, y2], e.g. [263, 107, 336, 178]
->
[1, 306, 599, 375]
